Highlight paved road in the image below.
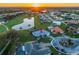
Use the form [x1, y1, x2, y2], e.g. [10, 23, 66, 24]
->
[44, 14, 54, 21]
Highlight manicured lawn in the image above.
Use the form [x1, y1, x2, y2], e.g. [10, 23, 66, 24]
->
[2, 11, 79, 55]
[59, 23, 67, 30]
[59, 23, 79, 38]
[34, 15, 51, 29]
[0, 25, 6, 32]
[0, 14, 27, 33]
[5, 14, 28, 28]
[48, 46, 58, 55]
[14, 14, 51, 43]
[48, 46, 66, 55]
[38, 36, 51, 43]
[68, 34, 79, 38]
[73, 34, 79, 38]
[8, 14, 52, 43]
[1, 13, 51, 33]
[17, 30, 36, 42]
[1, 13, 53, 54]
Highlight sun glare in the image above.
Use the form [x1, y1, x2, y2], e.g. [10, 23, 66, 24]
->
[32, 3, 40, 7]
[31, 3, 41, 12]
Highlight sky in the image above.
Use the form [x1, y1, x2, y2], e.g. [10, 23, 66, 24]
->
[0, 3, 79, 7]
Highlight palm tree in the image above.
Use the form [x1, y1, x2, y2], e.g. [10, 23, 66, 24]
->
[0, 30, 19, 54]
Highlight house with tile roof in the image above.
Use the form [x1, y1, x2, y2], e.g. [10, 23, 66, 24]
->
[51, 26, 64, 34]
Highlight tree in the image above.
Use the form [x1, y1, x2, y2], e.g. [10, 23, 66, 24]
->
[0, 29, 19, 54]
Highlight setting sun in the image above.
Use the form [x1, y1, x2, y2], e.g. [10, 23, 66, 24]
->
[31, 3, 41, 12]
[32, 3, 40, 7]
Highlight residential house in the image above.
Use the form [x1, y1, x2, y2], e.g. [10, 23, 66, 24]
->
[51, 26, 64, 34]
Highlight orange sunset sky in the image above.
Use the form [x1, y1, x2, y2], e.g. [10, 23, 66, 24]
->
[0, 3, 79, 7]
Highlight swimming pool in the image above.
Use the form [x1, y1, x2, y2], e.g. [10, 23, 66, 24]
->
[32, 30, 50, 37]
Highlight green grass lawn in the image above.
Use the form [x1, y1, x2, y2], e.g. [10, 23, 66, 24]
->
[67, 34, 79, 38]
[0, 14, 27, 33]
[5, 14, 28, 28]
[59, 23, 67, 30]
[4, 14, 51, 43]
[0, 25, 6, 32]
[17, 30, 36, 43]
[34, 15, 51, 29]
[48, 46, 58, 55]
[2, 12, 79, 54]
[0, 13, 53, 54]
[73, 34, 79, 38]
[4, 14, 36, 43]
[15, 14, 51, 43]
[0, 13, 50, 33]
